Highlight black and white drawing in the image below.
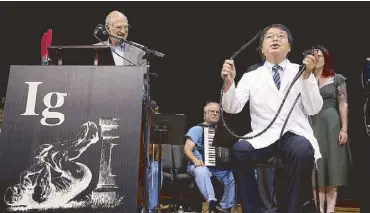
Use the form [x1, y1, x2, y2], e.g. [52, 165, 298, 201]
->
[0, 65, 144, 213]
[91, 118, 123, 207]
[4, 118, 123, 211]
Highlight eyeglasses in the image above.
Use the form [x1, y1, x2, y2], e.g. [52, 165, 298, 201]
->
[264, 33, 287, 40]
[207, 110, 220, 115]
[111, 23, 131, 31]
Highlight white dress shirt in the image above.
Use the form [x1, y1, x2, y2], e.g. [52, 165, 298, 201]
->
[222, 59, 323, 161]
[265, 59, 287, 78]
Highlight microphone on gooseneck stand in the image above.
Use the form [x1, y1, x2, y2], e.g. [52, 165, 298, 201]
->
[94, 24, 108, 37]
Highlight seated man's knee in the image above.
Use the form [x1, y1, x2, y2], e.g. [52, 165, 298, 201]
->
[219, 170, 235, 185]
[226, 173, 235, 186]
[150, 161, 159, 174]
[193, 166, 209, 177]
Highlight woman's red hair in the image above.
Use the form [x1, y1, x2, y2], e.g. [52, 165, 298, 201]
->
[314, 44, 335, 78]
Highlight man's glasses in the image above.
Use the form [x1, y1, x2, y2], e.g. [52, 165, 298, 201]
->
[111, 24, 131, 31]
[207, 110, 220, 115]
[264, 33, 287, 40]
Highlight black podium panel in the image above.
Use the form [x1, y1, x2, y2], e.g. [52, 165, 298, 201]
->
[0, 65, 144, 213]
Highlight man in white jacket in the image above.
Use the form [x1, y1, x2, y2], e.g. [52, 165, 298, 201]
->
[221, 24, 323, 213]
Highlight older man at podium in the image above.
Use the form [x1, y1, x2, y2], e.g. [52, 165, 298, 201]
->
[95, 10, 146, 67]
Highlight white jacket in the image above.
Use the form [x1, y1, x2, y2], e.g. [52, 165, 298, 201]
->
[222, 60, 323, 161]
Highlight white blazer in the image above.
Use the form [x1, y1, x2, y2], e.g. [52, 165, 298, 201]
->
[222, 60, 323, 161]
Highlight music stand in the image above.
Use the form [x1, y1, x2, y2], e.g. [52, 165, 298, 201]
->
[47, 45, 115, 65]
[150, 113, 186, 212]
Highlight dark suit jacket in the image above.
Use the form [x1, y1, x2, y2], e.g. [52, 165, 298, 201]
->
[94, 41, 146, 66]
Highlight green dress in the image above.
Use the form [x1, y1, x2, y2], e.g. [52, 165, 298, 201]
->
[311, 73, 352, 187]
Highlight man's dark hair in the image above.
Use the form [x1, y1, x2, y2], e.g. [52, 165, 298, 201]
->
[257, 24, 294, 60]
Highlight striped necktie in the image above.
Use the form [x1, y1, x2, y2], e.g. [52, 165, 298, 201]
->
[272, 64, 282, 90]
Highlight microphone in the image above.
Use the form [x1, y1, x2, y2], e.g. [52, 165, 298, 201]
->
[93, 24, 165, 58]
[94, 24, 107, 36]
[290, 48, 317, 85]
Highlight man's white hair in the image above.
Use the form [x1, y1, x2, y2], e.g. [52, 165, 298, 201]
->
[204, 102, 219, 113]
[105, 11, 127, 26]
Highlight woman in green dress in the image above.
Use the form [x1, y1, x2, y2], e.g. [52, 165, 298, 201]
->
[311, 45, 351, 213]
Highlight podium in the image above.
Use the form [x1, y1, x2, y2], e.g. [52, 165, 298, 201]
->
[0, 45, 146, 213]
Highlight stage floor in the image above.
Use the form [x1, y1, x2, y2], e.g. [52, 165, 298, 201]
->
[158, 204, 360, 213]
[202, 204, 360, 213]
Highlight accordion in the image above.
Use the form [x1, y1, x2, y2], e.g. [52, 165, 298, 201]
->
[202, 124, 232, 168]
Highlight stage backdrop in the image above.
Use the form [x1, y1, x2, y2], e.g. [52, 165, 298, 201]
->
[0, 65, 144, 213]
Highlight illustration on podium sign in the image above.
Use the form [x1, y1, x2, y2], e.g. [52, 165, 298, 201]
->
[4, 118, 123, 211]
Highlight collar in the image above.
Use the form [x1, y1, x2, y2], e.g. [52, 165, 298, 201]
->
[108, 40, 126, 51]
[264, 59, 288, 72]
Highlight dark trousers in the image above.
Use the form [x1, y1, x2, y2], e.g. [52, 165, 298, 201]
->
[232, 132, 315, 213]
[256, 167, 278, 213]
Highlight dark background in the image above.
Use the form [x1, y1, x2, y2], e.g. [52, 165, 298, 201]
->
[0, 1, 369, 208]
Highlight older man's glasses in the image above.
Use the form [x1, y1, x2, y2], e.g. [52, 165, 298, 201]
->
[111, 24, 131, 31]
[207, 110, 220, 115]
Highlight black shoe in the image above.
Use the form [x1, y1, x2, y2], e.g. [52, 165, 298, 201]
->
[261, 206, 278, 213]
[215, 204, 231, 213]
[209, 201, 217, 213]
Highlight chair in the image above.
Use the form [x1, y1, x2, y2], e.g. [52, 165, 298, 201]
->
[253, 156, 320, 213]
[171, 144, 203, 212]
[158, 144, 176, 211]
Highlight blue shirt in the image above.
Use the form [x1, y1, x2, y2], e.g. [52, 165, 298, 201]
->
[110, 43, 126, 66]
[185, 125, 204, 166]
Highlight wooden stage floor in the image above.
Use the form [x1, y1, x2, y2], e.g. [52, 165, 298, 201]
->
[158, 203, 360, 213]
[200, 204, 360, 213]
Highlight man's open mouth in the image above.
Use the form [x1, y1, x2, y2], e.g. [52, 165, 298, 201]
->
[271, 44, 280, 49]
